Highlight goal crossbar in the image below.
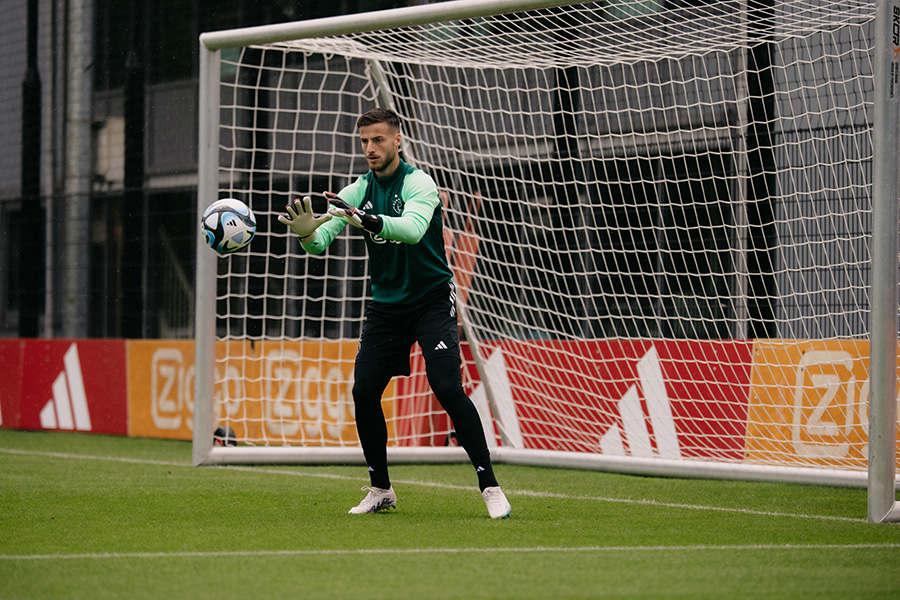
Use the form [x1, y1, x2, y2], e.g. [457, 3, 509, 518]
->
[199, 0, 577, 50]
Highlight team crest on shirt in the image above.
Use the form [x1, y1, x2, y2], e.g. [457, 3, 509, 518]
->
[392, 195, 404, 215]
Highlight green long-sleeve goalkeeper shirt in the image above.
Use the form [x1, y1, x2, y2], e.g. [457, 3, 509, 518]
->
[301, 160, 453, 304]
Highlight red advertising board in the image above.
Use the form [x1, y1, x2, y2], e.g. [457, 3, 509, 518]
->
[395, 339, 754, 460]
[7, 340, 128, 436]
[487, 339, 754, 459]
[0, 339, 23, 429]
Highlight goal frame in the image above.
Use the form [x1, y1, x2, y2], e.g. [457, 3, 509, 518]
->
[868, 0, 900, 523]
[194, 0, 899, 523]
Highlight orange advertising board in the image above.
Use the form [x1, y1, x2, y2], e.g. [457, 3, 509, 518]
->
[745, 339, 900, 469]
[128, 340, 395, 444]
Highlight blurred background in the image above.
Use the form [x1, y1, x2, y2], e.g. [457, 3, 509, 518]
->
[0, 0, 417, 340]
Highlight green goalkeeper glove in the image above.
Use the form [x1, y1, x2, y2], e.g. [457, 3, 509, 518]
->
[325, 192, 384, 234]
[278, 196, 332, 242]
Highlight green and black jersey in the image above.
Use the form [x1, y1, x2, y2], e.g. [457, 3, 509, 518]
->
[301, 160, 453, 304]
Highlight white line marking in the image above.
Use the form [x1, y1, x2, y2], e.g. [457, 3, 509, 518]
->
[2, 543, 899, 561]
[0, 447, 869, 523]
[0, 448, 185, 468]
[505, 489, 867, 523]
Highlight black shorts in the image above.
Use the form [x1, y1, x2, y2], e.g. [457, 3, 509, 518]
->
[356, 281, 460, 377]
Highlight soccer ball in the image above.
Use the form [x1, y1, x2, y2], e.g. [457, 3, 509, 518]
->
[201, 198, 257, 255]
[213, 426, 238, 447]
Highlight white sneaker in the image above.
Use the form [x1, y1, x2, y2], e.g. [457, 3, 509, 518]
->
[348, 486, 396, 514]
[482, 486, 511, 519]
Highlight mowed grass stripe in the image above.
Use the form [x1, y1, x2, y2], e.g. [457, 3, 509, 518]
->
[4, 542, 899, 561]
[0, 446, 869, 523]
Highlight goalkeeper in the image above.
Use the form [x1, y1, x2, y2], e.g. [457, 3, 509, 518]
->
[278, 108, 510, 519]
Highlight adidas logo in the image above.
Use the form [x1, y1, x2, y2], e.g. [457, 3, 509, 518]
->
[434, 341, 448, 351]
[476, 466, 485, 473]
[39, 344, 92, 431]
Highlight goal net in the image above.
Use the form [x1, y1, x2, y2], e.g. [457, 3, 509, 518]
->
[195, 0, 899, 496]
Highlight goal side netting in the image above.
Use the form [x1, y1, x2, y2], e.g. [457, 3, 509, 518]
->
[194, 0, 899, 516]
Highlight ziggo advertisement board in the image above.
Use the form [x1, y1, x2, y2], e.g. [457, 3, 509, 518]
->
[0, 338, 897, 469]
[127, 339, 391, 445]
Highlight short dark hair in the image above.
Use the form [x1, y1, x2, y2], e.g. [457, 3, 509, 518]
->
[357, 108, 401, 131]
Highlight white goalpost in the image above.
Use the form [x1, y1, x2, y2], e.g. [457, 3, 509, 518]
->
[194, 0, 899, 522]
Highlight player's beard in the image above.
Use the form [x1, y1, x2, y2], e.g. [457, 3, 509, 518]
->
[370, 145, 398, 177]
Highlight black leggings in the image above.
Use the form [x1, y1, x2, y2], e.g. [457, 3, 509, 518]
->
[353, 355, 496, 490]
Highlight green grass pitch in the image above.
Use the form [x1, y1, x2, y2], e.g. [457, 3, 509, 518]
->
[1, 429, 898, 599]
